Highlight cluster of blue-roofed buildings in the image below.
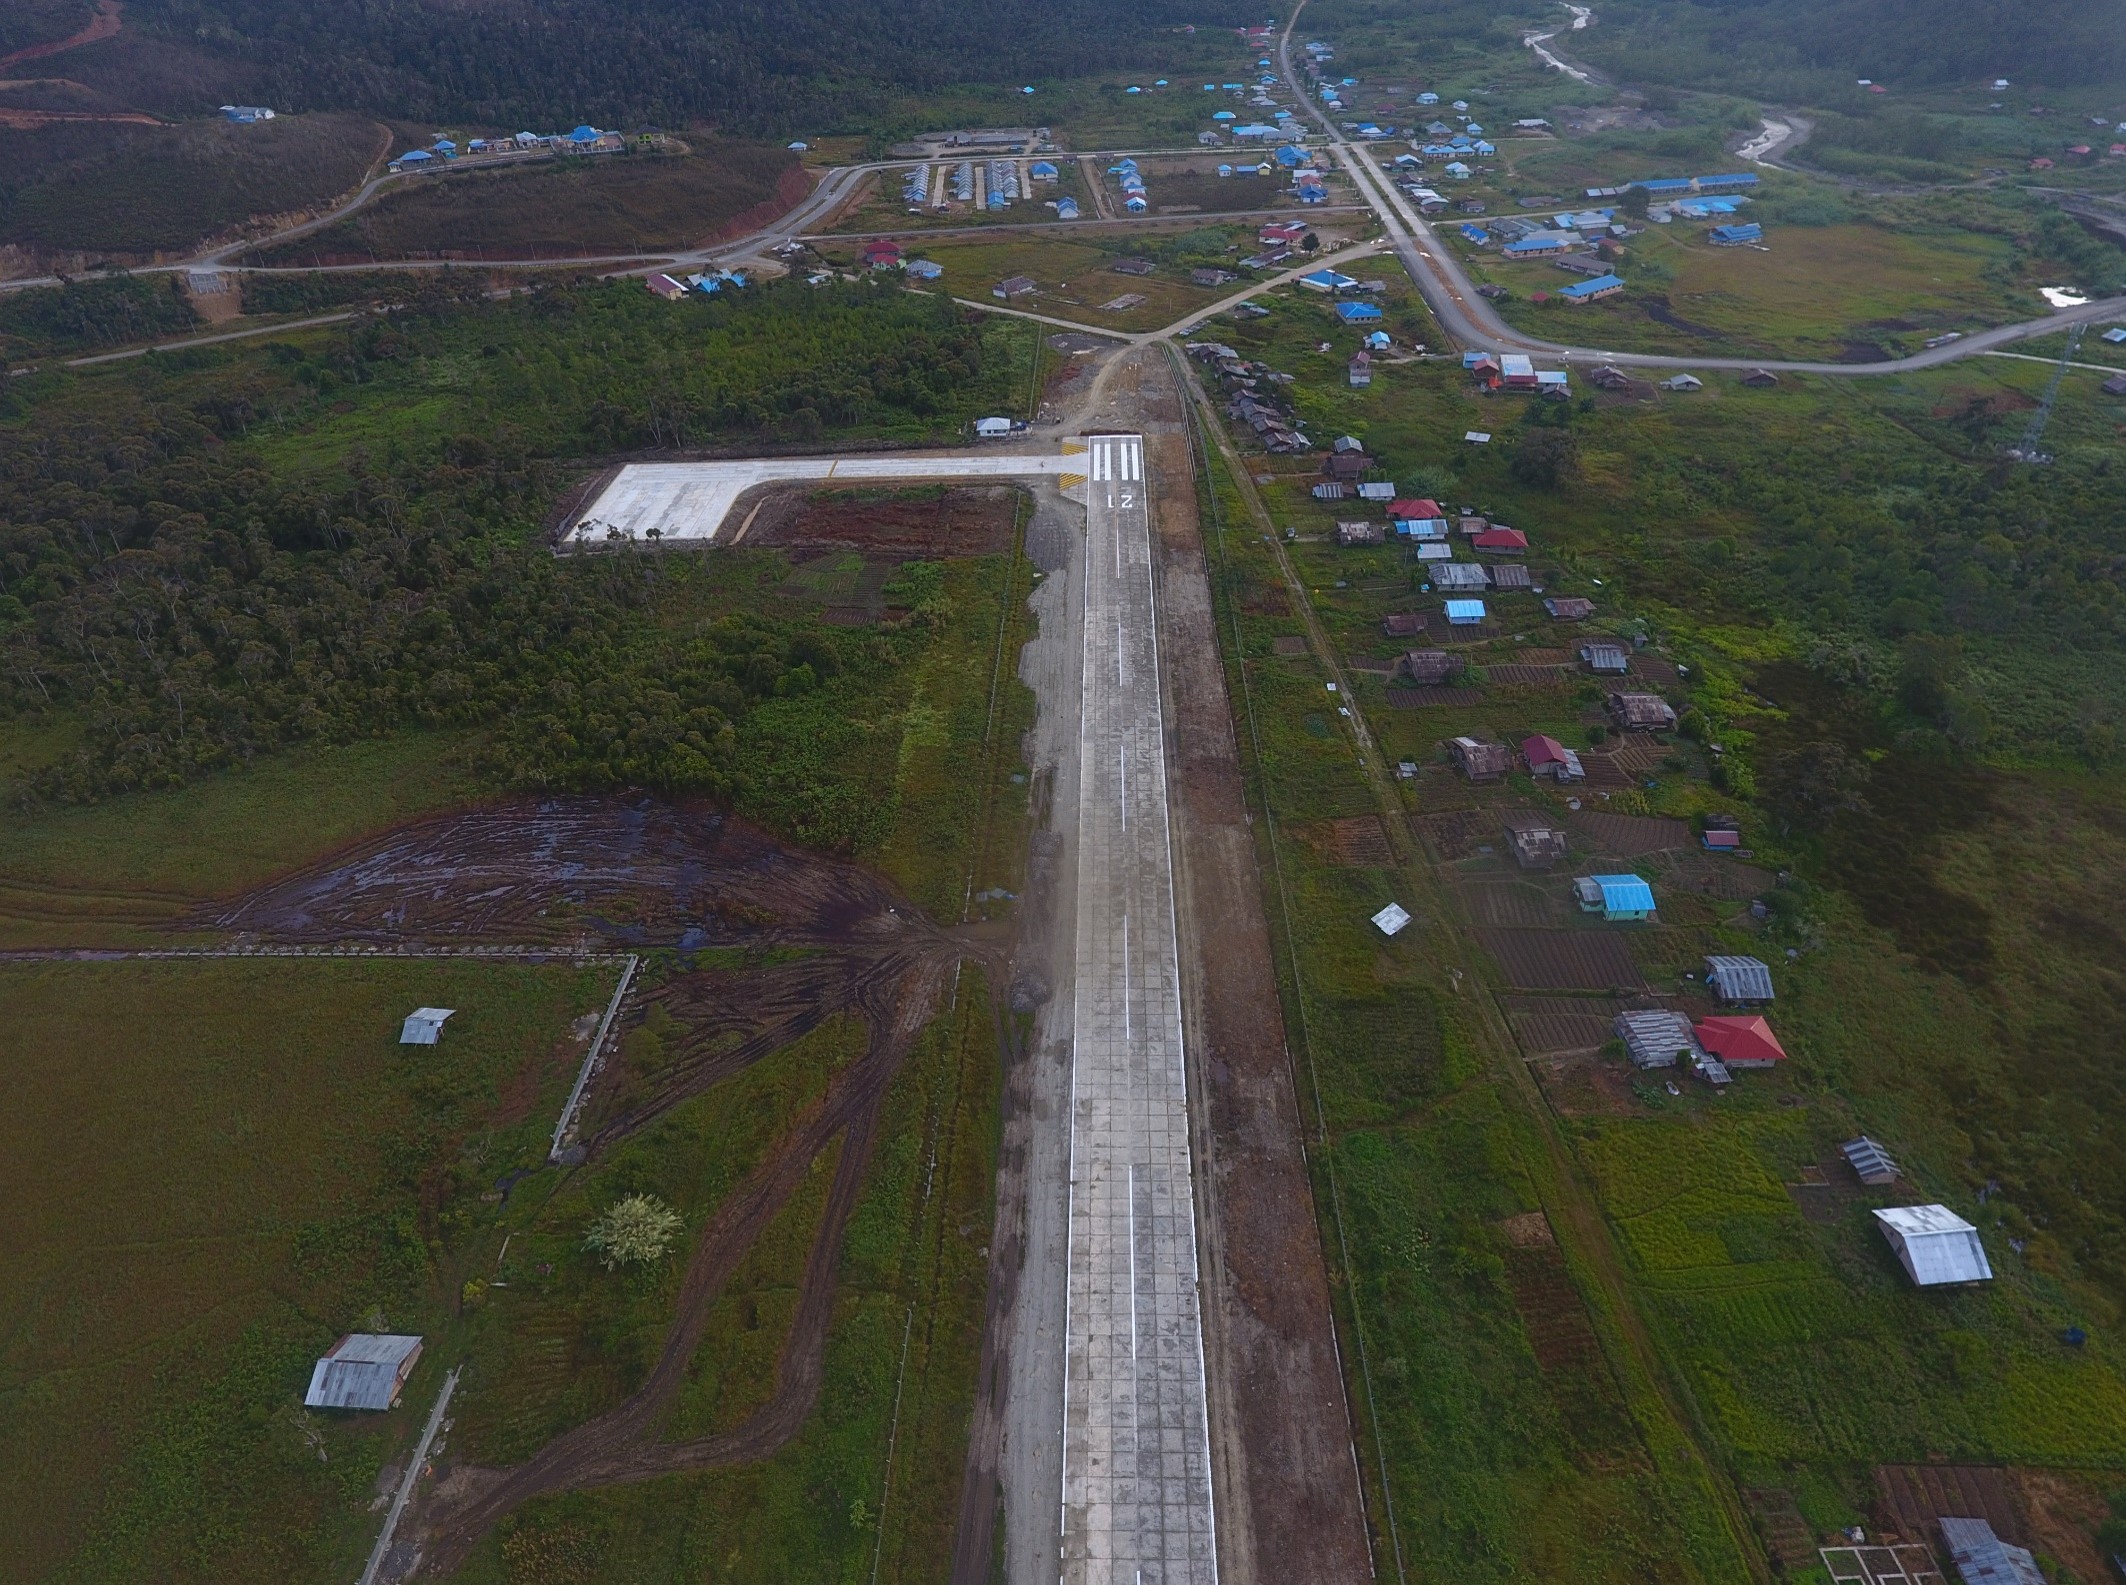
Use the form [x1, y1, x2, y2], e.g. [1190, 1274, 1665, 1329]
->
[389, 124, 626, 173]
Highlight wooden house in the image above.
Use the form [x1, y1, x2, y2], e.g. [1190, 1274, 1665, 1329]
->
[1447, 736, 1511, 781]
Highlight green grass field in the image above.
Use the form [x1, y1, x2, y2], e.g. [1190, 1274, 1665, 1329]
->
[0, 955, 616, 1584]
[1469, 220, 2027, 359]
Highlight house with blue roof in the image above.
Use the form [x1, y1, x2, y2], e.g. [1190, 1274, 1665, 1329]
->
[1275, 144, 1306, 167]
[1558, 274, 1625, 302]
[1444, 161, 1472, 179]
[1299, 268, 1357, 293]
[1460, 224, 1490, 244]
[1336, 301, 1384, 323]
[1709, 222, 1763, 246]
[1576, 874, 1656, 921]
[1029, 160, 1059, 179]
[1505, 232, 1579, 258]
[1418, 91, 1440, 104]
[1473, 140, 1496, 156]
[1444, 598, 1487, 625]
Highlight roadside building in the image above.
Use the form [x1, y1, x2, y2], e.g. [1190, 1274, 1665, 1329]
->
[860, 240, 904, 269]
[1580, 641, 1629, 674]
[1661, 373, 1703, 391]
[1447, 736, 1512, 782]
[1873, 1205, 1994, 1286]
[1614, 1008, 1701, 1069]
[1694, 1014, 1785, 1068]
[1608, 691, 1677, 731]
[1299, 268, 1358, 292]
[1403, 649, 1458, 684]
[1502, 809, 1570, 869]
[1577, 873, 1656, 921]
[1336, 301, 1385, 324]
[1558, 274, 1625, 303]
[1741, 368, 1781, 387]
[1523, 734, 1585, 782]
[993, 275, 1038, 299]
[1704, 953, 1774, 1004]
[1191, 267, 1236, 287]
[399, 1007, 456, 1045]
[2104, 373, 2126, 397]
[1588, 365, 1632, 390]
[1841, 1136, 1900, 1186]
[1544, 596, 1594, 620]
[905, 258, 945, 281]
[305, 1334, 424, 1411]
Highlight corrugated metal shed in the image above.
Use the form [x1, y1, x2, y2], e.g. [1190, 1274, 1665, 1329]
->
[305, 1334, 424, 1410]
[1581, 642, 1628, 673]
[1873, 1205, 1993, 1286]
[1614, 1008, 1700, 1069]
[400, 1007, 455, 1045]
[1432, 562, 1488, 590]
[1705, 954, 1774, 1003]
[1940, 1517, 2045, 1585]
[1841, 1135, 1899, 1185]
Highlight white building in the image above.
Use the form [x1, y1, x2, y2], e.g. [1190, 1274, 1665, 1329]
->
[399, 1007, 455, 1045]
[1873, 1205, 1993, 1286]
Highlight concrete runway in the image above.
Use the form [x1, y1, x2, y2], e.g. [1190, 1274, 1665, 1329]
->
[566, 453, 1076, 543]
[1060, 433, 1218, 1584]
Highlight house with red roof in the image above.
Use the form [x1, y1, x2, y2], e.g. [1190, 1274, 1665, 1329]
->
[1523, 734, 1585, 782]
[1473, 527, 1528, 552]
[861, 240, 905, 269]
[1390, 497, 1442, 519]
[1693, 1015, 1786, 1068]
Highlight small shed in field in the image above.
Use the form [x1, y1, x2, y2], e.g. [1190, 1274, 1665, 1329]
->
[1614, 1008, 1702, 1070]
[1841, 1135, 1899, 1185]
[1501, 809, 1568, 869]
[1873, 1205, 1993, 1287]
[1544, 596, 1594, 620]
[305, 1334, 424, 1411]
[400, 1008, 456, 1045]
[1382, 612, 1427, 638]
[1704, 954, 1773, 1004]
[1608, 691, 1677, 731]
[1403, 650, 1458, 685]
[1575, 873, 1655, 921]
[1447, 736, 1511, 781]
[1580, 641, 1628, 674]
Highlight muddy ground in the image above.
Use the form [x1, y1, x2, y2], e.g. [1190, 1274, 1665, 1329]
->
[198, 799, 985, 1577]
[729, 482, 1020, 556]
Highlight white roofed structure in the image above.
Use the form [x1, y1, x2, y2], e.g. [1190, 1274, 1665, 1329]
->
[400, 1007, 455, 1045]
[1873, 1205, 1993, 1286]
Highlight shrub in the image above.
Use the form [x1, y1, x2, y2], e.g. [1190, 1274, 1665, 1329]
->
[583, 1194, 684, 1270]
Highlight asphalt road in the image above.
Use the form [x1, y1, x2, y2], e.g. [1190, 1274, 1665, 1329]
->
[1061, 432, 1219, 1585]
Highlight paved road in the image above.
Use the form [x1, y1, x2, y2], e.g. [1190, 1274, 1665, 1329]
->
[1274, 0, 2126, 373]
[1061, 432, 1218, 1585]
[566, 451, 1077, 542]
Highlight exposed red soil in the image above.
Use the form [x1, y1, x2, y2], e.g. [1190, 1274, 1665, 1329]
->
[1141, 376, 1373, 1582]
[0, 0, 121, 72]
[734, 481, 1020, 557]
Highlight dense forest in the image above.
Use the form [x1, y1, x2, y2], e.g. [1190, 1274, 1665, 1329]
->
[1579, 0, 2126, 99]
[0, 277, 1025, 819]
[121, 0, 1248, 132]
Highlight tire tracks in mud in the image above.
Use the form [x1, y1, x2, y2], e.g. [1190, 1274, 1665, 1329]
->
[420, 945, 967, 1574]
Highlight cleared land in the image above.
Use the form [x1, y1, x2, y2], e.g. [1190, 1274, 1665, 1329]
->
[1473, 221, 2026, 360]
[246, 145, 802, 265]
[0, 111, 385, 258]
